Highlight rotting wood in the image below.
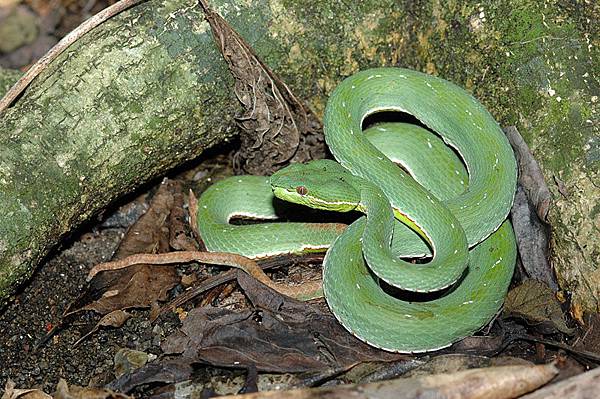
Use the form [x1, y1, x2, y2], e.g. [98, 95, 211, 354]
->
[519, 366, 600, 399]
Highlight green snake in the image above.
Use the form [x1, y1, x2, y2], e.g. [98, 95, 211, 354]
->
[197, 68, 517, 352]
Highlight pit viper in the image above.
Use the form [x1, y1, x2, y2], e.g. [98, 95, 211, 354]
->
[197, 68, 517, 352]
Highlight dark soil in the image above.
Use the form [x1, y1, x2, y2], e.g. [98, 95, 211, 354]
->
[0, 181, 173, 390]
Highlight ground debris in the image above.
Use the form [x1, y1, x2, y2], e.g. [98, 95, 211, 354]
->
[504, 280, 574, 335]
[54, 378, 132, 399]
[1, 378, 132, 399]
[64, 179, 182, 317]
[160, 272, 404, 373]
[216, 362, 558, 399]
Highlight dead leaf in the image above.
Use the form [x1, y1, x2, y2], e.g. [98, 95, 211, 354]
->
[74, 310, 132, 346]
[188, 189, 200, 241]
[510, 185, 556, 290]
[504, 126, 552, 221]
[161, 272, 404, 373]
[343, 359, 425, 384]
[449, 335, 507, 356]
[197, 0, 325, 175]
[158, 252, 325, 318]
[504, 279, 574, 335]
[1, 379, 51, 399]
[64, 179, 182, 317]
[107, 361, 193, 395]
[570, 302, 585, 325]
[54, 378, 132, 399]
[80, 265, 179, 315]
[113, 178, 174, 259]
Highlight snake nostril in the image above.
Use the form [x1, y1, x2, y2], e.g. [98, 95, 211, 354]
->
[296, 186, 308, 196]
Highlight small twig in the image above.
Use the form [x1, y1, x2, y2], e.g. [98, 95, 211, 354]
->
[87, 250, 258, 280]
[0, 0, 147, 114]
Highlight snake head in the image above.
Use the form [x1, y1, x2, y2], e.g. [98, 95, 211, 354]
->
[270, 160, 360, 212]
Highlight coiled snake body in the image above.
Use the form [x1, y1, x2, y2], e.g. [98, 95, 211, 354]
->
[197, 68, 517, 352]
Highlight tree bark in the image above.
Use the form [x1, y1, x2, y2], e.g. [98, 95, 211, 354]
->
[0, 0, 597, 310]
[0, 0, 241, 305]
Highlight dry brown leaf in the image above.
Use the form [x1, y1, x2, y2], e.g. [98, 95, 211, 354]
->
[197, 0, 325, 174]
[113, 179, 175, 259]
[161, 272, 405, 373]
[80, 265, 178, 315]
[504, 126, 552, 221]
[504, 279, 574, 335]
[107, 361, 193, 394]
[1, 379, 51, 399]
[74, 310, 132, 346]
[54, 378, 132, 399]
[64, 179, 182, 318]
[511, 185, 556, 289]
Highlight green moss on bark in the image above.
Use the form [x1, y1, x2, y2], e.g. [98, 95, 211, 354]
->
[0, 67, 21, 97]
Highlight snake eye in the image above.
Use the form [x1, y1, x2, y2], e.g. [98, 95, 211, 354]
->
[296, 186, 308, 196]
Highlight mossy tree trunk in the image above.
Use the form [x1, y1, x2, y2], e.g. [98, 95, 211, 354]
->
[0, 0, 597, 311]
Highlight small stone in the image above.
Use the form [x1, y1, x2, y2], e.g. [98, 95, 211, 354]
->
[113, 348, 150, 378]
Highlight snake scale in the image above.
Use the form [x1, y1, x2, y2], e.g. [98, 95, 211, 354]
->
[197, 68, 517, 352]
